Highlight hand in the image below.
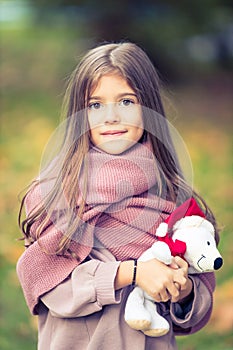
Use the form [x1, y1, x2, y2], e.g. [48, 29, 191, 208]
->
[172, 256, 193, 303]
[114, 257, 193, 304]
[136, 258, 187, 303]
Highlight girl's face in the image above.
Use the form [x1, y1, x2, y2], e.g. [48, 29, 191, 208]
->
[87, 74, 144, 154]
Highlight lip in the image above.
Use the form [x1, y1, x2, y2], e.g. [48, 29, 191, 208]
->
[100, 130, 127, 136]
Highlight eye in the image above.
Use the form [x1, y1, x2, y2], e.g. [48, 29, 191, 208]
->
[119, 99, 135, 107]
[88, 102, 102, 110]
[207, 241, 210, 245]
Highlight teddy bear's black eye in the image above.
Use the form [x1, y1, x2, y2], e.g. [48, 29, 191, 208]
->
[207, 241, 210, 245]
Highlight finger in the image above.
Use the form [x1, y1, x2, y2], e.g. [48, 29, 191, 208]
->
[174, 282, 181, 291]
[173, 256, 188, 269]
[151, 292, 162, 303]
[169, 257, 179, 269]
[156, 294, 162, 302]
[166, 282, 180, 300]
[149, 286, 170, 302]
[173, 266, 189, 288]
[159, 289, 171, 302]
[174, 275, 188, 290]
[171, 282, 184, 302]
[171, 293, 181, 303]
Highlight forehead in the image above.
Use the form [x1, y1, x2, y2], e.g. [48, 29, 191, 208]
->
[89, 73, 135, 98]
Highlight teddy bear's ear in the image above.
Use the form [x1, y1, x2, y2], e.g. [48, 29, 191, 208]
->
[200, 219, 215, 236]
[173, 215, 215, 236]
[174, 215, 203, 229]
[156, 222, 168, 237]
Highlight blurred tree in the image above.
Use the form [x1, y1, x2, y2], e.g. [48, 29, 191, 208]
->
[26, 0, 233, 80]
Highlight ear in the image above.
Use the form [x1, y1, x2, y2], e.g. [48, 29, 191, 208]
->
[174, 216, 215, 237]
[174, 215, 203, 229]
[200, 219, 215, 237]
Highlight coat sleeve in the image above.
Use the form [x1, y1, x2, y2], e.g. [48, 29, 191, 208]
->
[170, 272, 215, 335]
[17, 182, 96, 315]
[40, 259, 122, 318]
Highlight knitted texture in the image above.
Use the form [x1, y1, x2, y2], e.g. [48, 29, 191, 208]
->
[17, 142, 175, 314]
[16, 142, 216, 316]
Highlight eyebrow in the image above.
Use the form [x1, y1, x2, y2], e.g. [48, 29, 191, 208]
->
[89, 93, 138, 100]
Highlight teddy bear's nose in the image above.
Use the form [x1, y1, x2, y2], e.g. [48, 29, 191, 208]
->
[214, 257, 223, 270]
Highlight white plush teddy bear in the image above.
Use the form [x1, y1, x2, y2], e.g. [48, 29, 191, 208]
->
[124, 199, 223, 337]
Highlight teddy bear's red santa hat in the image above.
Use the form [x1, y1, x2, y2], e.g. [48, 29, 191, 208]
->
[156, 198, 206, 257]
[165, 197, 205, 232]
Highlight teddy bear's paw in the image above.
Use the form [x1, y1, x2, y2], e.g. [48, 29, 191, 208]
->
[126, 319, 151, 331]
[142, 311, 170, 337]
[143, 327, 169, 337]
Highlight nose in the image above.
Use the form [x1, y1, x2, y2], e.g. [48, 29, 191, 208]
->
[104, 103, 120, 124]
[214, 257, 223, 270]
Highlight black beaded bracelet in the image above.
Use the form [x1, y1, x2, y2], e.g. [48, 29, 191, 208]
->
[132, 259, 138, 286]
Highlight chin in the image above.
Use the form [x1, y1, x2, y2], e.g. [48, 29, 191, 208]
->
[98, 139, 137, 155]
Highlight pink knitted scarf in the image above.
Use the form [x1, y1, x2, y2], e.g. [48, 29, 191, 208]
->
[17, 142, 175, 314]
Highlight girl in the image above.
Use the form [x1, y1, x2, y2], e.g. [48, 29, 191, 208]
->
[17, 42, 219, 350]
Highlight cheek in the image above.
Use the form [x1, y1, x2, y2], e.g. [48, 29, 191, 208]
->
[87, 110, 105, 129]
[87, 113, 96, 129]
[133, 112, 144, 136]
[129, 111, 144, 142]
[133, 107, 143, 129]
[123, 107, 143, 127]
[89, 128, 98, 143]
[133, 127, 144, 142]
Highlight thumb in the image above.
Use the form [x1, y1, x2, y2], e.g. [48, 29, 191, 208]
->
[169, 257, 179, 269]
[173, 256, 188, 269]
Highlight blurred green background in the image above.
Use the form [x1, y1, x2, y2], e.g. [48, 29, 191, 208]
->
[0, 1, 232, 349]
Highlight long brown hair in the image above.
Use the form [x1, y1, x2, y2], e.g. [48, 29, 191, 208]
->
[18, 41, 219, 255]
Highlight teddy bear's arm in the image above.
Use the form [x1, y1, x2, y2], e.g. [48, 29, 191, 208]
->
[139, 241, 173, 265]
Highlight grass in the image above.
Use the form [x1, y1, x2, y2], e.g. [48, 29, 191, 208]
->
[1, 24, 232, 349]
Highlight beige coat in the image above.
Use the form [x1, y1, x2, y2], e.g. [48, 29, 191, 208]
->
[37, 248, 213, 350]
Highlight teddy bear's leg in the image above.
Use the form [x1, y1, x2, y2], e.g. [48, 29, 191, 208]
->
[124, 286, 151, 331]
[142, 299, 170, 337]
